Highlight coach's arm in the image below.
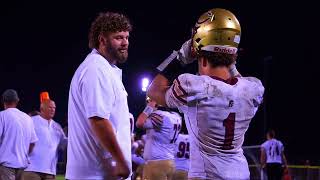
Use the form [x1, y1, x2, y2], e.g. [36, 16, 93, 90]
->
[90, 116, 130, 178]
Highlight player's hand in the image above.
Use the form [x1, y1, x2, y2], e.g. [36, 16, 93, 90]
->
[147, 100, 157, 109]
[177, 39, 196, 64]
[228, 61, 241, 77]
[283, 165, 289, 174]
[114, 160, 130, 179]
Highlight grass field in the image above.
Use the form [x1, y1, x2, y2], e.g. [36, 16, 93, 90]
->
[56, 175, 64, 180]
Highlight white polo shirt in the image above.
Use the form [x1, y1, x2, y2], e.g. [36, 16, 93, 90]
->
[66, 49, 132, 179]
[0, 108, 38, 168]
[25, 115, 67, 175]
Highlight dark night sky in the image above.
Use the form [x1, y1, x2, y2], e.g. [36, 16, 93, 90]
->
[0, 0, 318, 164]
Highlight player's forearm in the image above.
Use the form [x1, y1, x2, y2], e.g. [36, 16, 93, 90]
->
[260, 156, 265, 165]
[136, 101, 157, 128]
[147, 74, 170, 106]
[136, 113, 148, 128]
[260, 149, 266, 166]
[282, 153, 288, 166]
[90, 117, 126, 164]
[59, 136, 68, 150]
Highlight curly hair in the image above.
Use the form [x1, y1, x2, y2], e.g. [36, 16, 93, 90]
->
[198, 51, 237, 67]
[88, 12, 132, 49]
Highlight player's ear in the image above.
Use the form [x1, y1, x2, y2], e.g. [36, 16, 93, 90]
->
[200, 57, 208, 67]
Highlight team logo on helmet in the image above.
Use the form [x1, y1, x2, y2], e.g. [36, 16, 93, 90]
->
[191, 8, 241, 55]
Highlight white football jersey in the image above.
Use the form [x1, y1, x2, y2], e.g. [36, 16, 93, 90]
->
[143, 110, 182, 161]
[174, 134, 190, 171]
[165, 73, 264, 179]
[261, 139, 284, 164]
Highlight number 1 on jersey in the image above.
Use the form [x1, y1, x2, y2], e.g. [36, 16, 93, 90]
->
[222, 113, 235, 150]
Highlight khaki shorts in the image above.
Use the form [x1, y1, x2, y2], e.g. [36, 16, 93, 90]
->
[142, 160, 175, 180]
[23, 171, 55, 180]
[0, 165, 24, 180]
[173, 169, 188, 180]
[133, 164, 144, 180]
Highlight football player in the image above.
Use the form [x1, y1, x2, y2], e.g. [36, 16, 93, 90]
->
[173, 129, 190, 180]
[136, 98, 182, 180]
[147, 8, 265, 180]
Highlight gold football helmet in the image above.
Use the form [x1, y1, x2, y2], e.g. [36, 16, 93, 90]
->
[192, 8, 241, 55]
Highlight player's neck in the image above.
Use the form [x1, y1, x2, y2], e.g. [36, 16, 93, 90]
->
[40, 113, 52, 122]
[4, 103, 17, 109]
[204, 67, 231, 80]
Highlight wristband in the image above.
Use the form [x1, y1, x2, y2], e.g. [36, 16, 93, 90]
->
[143, 105, 154, 116]
[229, 64, 240, 77]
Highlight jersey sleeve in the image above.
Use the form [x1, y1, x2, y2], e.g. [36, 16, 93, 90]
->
[165, 74, 191, 112]
[279, 141, 284, 152]
[143, 112, 164, 130]
[244, 77, 265, 106]
[143, 119, 153, 129]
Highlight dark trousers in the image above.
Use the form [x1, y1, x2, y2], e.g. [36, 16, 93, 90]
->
[266, 163, 283, 180]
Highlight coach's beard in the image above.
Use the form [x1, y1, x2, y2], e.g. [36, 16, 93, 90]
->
[108, 46, 128, 64]
[117, 49, 128, 63]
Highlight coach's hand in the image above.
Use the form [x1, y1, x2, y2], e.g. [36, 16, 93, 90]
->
[115, 160, 130, 179]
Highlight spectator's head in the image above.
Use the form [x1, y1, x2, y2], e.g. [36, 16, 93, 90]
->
[267, 129, 275, 139]
[40, 99, 56, 120]
[2, 89, 19, 109]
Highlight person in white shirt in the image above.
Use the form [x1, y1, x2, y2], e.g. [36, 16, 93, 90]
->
[0, 89, 38, 180]
[66, 11, 132, 180]
[136, 99, 182, 180]
[260, 129, 288, 180]
[147, 8, 264, 180]
[23, 99, 67, 180]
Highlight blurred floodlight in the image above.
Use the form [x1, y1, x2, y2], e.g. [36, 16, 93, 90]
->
[142, 78, 150, 92]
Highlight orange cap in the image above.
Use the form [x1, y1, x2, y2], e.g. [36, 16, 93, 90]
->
[40, 92, 50, 103]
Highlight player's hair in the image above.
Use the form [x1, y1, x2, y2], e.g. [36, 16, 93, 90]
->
[267, 129, 276, 138]
[88, 12, 132, 49]
[198, 51, 237, 67]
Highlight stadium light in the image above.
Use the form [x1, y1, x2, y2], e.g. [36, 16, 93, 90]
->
[141, 78, 150, 92]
